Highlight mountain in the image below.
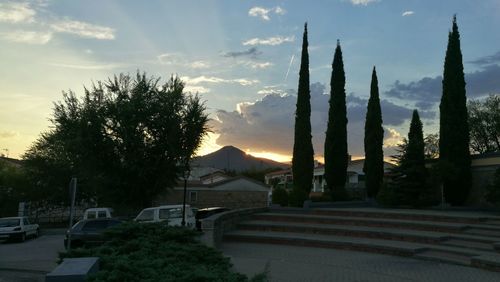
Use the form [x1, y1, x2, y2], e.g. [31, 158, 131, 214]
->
[193, 146, 289, 172]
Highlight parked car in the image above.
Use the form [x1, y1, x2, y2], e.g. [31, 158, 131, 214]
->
[83, 207, 113, 220]
[0, 216, 39, 242]
[135, 205, 196, 229]
[65, 218, 122, 249]
[195, 207, 230, 231]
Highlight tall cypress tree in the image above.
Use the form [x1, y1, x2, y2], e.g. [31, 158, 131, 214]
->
[363, 66, 384, 198]
[398, 110, 428, 207]
[439, 15, 471, 205]
[324, 40, 348, 199]
[292, 23, 314, 197]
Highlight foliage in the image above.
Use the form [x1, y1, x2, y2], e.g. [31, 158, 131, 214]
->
[485, 167, 500, 206]
[292, 23, 314, 195]
[468, 94, 500, 154]
[324, 40, 348, 197]
[60, 222, 266, 282]
[0, 160, 31, 217]
[363, 67, 384, 198]
[23, 73, 209, 210]
[271, 187, 289, 206]
[376, 182, 398, 207]
[389, 111, 436, 207]
[288, 187, 308, 207]
[424, 133, 440, 160]
[439, 15, 471, 205]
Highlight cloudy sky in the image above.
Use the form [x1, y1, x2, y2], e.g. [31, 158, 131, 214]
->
[1, 0, 500, 162]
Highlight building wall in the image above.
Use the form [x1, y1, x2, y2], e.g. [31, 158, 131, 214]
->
[155, 189, 268, 209]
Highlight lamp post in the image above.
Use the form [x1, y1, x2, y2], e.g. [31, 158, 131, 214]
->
[181, 165, 190, 227]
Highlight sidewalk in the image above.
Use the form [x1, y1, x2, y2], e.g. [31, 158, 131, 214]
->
[221, 242, 500, 282]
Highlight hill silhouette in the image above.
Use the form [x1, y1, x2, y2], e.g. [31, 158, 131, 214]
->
[193, 146, 288, 172]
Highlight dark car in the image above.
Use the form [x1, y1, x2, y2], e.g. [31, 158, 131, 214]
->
[195, 207, 230, 231]
[64, 218, 121, 249]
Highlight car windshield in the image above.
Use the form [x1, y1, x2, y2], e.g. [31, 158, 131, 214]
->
[0, 218, 20, 227]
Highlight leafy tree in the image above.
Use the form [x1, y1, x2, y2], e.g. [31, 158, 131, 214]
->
[0, 159, 31, 217]
[468, 94, 500, 154]
[325, 40, 349, 200]
[363, 66, 384, 198]
[439, 15, 471, 205]
[292, 23, 315, 197]
[424, 133, 440, 160]
[23, 73, 209, 210]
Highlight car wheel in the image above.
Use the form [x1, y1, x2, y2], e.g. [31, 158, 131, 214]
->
[35, 229, 39, 238]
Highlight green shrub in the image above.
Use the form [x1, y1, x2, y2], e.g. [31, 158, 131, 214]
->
[272, 187, 288, 206]
[288, 188, 308, 207]
[376, 182, 398, 207]
[60, 222, 267, 282]
[310, 192, 332, 202]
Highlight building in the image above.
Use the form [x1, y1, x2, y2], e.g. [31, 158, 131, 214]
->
[265, 158, 395, 199]
[467, 152, 500, 205]
[155, 167, 270, 209]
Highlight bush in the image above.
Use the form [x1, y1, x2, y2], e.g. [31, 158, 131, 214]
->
[376, 182, 398, 207]
[60, 222, 267, 282]
[271, 187, 288, 206]
[330, 188, 350, 202]
[288, 188, 308, 207]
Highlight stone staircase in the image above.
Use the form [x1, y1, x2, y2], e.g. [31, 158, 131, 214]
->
[223, 208, 500, 271]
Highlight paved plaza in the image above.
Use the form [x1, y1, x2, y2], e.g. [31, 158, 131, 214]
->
[221, 242, 500, 282]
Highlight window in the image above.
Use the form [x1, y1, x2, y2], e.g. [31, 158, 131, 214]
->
[189, 191, 197, 203]
[168, 208, 183, 219]
[159, 209, 169, 220]
[98, 211, 107, 218]
[136, 209, 155, 221]
[87, 211, 97, 219]
[23, 218, 30, 225]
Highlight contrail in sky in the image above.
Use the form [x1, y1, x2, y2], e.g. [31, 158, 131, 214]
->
[284, 53, 295, 82]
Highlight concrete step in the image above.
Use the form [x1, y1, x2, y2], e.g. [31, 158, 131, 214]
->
[414, 249, 471, 266]
[271, 207, 500, 228]
[224, 230, 425, 257]
[307, 208, 500, 224]
[238, 220, 447, 244]
[252, 213, 468, 233]
[239, 220, 499, 253]
[440, 238, 494, 252]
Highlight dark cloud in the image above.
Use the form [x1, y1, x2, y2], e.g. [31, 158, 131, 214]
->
[212, 82, 425, 158]
[385, 63, 500, 110]
[222, 47, 261, 59]
[468, 51, 500, 66]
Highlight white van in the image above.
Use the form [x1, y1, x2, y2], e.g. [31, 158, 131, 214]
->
[83, 208, 113, 220]
[134, 205, 195, 229]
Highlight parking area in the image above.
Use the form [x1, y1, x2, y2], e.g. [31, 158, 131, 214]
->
[0, 229, 65, 282]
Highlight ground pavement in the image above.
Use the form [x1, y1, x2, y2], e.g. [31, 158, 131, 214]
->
[221, 241, 500, 282]
[0, 230, 65, 282]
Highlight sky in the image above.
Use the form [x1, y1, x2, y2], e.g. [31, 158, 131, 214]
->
[1, 0, 500, 163]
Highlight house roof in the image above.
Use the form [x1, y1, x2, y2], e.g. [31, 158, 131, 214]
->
[176, 175, 269, 191]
